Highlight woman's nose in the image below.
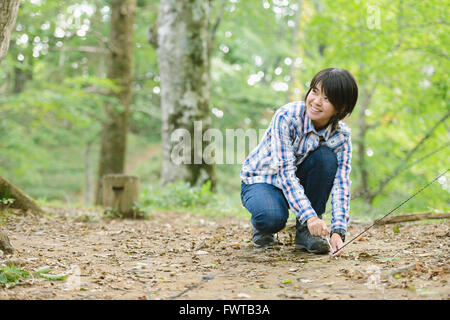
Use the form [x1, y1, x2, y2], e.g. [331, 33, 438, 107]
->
[314, 95, 323, 105]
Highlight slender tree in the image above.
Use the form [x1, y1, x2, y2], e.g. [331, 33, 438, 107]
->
[0, 0, 20, 60]
[0, 0, 21, 254]
[155, 0, 217, 190]
[95, 0, 137, 205]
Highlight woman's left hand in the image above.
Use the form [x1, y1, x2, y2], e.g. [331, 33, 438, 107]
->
[330, 233, 344, 257]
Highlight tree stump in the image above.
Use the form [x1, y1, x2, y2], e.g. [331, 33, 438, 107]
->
[102, 174, 140, 218]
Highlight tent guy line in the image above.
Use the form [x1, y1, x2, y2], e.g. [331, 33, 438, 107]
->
[331, 168, 449, 255]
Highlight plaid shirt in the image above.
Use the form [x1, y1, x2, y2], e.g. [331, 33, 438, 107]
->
[240, 101, 352, 232]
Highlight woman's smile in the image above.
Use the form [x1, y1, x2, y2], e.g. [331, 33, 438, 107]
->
[309, 105, 322, 113]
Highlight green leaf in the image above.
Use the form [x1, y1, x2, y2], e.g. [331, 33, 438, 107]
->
[376, 257, 400, 262]
[38, 273, 68, 281]
[0, 273, 7, 284]
[0, 265, 30, 288]
[5, 282, 16, 289]
[34, 266, 51, 275]
[393, 225, 401, 234]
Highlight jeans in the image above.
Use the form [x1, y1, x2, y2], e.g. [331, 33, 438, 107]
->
[240, 145, 338, 236]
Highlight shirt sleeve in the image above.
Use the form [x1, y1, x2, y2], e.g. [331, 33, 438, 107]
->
[330, 135, 352, 232]
[269, 111, 318, 224]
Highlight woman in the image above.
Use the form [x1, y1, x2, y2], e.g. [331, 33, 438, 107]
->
[240, 68, 358, 257]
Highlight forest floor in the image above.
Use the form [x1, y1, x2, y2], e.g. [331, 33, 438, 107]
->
[0, 206, 449, 300]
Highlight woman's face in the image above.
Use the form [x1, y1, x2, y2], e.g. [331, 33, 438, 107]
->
[305, 82, 337, 130]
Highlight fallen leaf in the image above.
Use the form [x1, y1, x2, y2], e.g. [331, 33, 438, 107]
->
[357, 252, 373, 260]
[300, 279, 314, 283]
[357, 237, 366, 241]
[416, 289, 439, 296]
[415, 261, 423, 272]
[38, 273, 68, 281]
[376, 257, 400, 263]
[393, 225, 400, 234]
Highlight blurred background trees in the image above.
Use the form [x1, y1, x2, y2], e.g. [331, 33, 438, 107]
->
[0, 0, 448, 218]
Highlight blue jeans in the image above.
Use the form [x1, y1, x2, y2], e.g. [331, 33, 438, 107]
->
[240, 145, 338, 235]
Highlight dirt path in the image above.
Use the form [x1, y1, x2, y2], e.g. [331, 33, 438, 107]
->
[125, 144, 162, 174]
[0, 207, 449, 300]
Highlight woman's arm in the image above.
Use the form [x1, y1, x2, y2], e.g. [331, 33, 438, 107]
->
[330, 135, 352, 236]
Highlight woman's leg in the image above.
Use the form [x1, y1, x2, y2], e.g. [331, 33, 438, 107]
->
[294, 145, 338, 253]
[296, 145, 338, 216]
[241, 182, 289, 246]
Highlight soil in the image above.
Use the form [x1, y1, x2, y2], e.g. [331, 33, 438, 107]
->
[0, 207, 449, 300]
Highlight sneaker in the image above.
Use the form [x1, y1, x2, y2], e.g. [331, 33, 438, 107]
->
[295, 223, 329, 254]
[252, 225, 275, 248]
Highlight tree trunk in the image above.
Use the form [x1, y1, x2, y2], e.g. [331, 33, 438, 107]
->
[157, 0, 217, 190]
[0, 0, 21, 255]
[0, 0, 20, 61]
[83, 139, 94, 205]
[95, 0, 136, 205]
[357, 83, 370, 198]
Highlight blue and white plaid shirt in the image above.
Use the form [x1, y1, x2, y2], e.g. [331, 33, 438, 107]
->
[240, 101, 352, 232]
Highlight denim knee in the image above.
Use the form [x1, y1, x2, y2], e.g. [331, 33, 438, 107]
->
[303, 145, 337, 176]
[252, 210, 287, 234]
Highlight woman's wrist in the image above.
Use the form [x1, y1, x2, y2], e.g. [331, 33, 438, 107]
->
[330, 228, 346, 242]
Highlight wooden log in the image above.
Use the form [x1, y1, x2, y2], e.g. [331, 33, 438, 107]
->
[0, 176, 43, 214]
[374, 212, 450, 226]
[102, 174, 140, 218]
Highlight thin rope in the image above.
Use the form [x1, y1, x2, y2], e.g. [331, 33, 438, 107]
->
[332, 168, 449, 255]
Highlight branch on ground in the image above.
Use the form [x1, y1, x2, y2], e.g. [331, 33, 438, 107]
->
[374, 212, 450, 226]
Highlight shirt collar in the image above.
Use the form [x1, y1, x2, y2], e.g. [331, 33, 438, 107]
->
[303, 112, 334, 140]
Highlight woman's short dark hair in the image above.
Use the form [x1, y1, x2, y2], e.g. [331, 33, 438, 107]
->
[304, 68, 358, 128]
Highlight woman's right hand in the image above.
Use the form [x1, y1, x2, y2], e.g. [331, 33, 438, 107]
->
[306, 216, 330, 237]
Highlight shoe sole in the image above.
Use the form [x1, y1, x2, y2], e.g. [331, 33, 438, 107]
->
[253, 241, 275, 249]
[294, 243, 329, 254]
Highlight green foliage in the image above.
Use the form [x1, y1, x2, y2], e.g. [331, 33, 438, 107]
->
[0, 264, 68, 289]
[0, 265, 30, 289]
[0, 0, 447, 217]
[103, 208, 123, 219]
[0, 198, 15, 206]
[34, 266, 67, 281]
[140, 181, 217, 210]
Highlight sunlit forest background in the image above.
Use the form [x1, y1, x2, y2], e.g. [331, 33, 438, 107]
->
[1, 0, 448, 221]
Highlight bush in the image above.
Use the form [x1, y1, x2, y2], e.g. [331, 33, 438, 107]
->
[140, 181, 216, 210]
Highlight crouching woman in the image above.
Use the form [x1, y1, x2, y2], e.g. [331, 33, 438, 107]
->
[240, 68, 358, 257]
